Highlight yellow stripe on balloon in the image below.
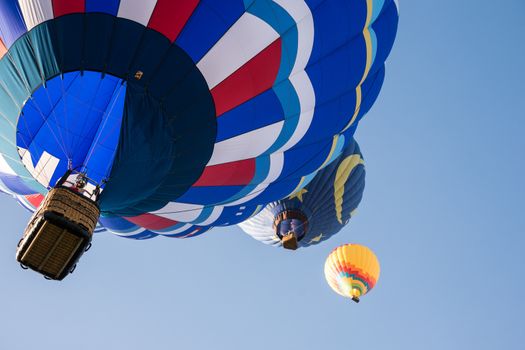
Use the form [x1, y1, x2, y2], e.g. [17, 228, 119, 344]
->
[342, 0, 374, 132]
[334, 155, 365, 224]
[288, 176, 306, 199]
[287, 133, 340, 200]
[361, 0, 374, 86]
[318, 134, 340, 170]
[343, 86, 362, 132]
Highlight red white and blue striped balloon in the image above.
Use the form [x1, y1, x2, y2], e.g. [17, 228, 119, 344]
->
[0, 0, 399, 238]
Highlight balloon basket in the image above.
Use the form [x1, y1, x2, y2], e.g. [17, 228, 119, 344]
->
[281, 232, 298, 250]
[16, 187, 99, 280]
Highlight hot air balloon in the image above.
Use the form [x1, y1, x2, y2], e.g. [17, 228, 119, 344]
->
[0, 0, 398, 279]
[324, 243, 380, 302]
[239, 138, 365, 249]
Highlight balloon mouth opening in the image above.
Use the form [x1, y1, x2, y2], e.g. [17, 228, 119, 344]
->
[273, 210, 308, 249]
[17, 71, 126, 191]
[351, 288, 362, 303]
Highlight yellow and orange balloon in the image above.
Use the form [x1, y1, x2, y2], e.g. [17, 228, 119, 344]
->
[324, 244, 380, 302]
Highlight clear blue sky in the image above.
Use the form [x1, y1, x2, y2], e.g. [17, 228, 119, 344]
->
[1, 1, 524, 349]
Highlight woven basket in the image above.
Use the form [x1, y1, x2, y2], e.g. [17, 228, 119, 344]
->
[281, 232, 299, 250]
[38, 187, 100, 232]
[16, 187, 100, 280]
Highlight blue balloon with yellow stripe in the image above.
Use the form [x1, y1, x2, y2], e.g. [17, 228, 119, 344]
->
[239, 138, 365, 249]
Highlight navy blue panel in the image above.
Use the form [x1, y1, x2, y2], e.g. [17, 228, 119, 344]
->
[83, 14, 116, 72]
[100, 61, 216, 215]
[176, 0, 246, 62]
[86, 0, 121, 15]
[147, 45, 197, 98]
[0, 0, 26, 47]
[53, 14, 85, 73]
[127, 29, 170, 86]
[105, 18, 144, 77]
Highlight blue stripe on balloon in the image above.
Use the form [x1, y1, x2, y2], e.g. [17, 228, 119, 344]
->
[216, 89, 284, 142]
[98, 216, 138, 233]
[86, 0, 121, 15]
[263, 80, 300, 154]
[152, 221, 189, 234]
[279, 138, 333, 179]
[212, 205, 258, 226]
[176, 0, 246, 63]
[123, 230, 159, 240]
[175, 185, 245, 205]
[372, 0, 387, 22]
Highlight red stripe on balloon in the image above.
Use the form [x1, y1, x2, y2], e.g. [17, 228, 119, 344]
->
[338, 266, 376, 287]
[124, 213, 179, 230]
[193, 158, 256, 187]
[52, 0, 85, 17]
[148, 0, 200, 42]
[211, 38, 282, 117]
[0, 38, 6, 60]
[25, 194, 44, 208]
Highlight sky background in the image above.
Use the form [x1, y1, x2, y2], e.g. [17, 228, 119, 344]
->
[1, 1, 525, 349]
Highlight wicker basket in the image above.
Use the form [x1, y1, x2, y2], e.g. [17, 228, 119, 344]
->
[281, 232, 299, 250]
[16, 187, 100, 280]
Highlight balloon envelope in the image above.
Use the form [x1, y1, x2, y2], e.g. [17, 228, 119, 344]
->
[324, 244, 380, 302]
[239, 138, 365, 248]
[0, 0, 398, 238]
